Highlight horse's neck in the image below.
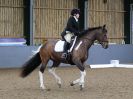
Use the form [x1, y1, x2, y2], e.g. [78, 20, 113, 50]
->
[80, 32, 96, 49]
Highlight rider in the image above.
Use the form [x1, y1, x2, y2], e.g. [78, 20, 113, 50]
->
[61, 8, 80, 59]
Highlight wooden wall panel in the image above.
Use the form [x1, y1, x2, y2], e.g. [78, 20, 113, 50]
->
[0, 0, 126, 44]
[88, 0, 125, 44]
[34, 0, 78, 44]
[0, 0, 24, 38]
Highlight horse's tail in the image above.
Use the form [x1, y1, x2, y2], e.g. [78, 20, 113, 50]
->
[20, 52, 41, 78]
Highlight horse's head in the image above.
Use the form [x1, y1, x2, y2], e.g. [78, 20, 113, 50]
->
[96, 25, 109, 49]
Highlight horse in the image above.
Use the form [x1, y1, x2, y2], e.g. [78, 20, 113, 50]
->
[20, 25, 109, 90]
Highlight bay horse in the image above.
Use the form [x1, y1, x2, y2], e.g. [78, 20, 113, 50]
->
[20, 25, 109, 90]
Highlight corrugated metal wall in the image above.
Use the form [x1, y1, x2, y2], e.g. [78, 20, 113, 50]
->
[0, 0, 24, 38]
[88, 0, 125, 44]
[33, 0, 78, 44]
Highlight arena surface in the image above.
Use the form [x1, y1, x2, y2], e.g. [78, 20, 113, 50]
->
[0, 67, 133, 99]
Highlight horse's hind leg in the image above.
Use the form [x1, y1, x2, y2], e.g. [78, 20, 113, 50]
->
[39, 59, 49, 90]
[48, 61, 61, 88]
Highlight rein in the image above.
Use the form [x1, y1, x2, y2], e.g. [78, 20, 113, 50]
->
[82, 37, 108, 45]
[82, 37, 95, 44]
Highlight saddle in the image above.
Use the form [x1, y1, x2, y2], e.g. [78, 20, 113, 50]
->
[54, 40, 65, 52]
[54, 36, 77, 64]
[54, 36, 77, 53]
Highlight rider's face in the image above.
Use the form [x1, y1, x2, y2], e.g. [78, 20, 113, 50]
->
[75, 14, 80, 19]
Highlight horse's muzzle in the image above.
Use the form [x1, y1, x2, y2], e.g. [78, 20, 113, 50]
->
[101, 41, 109, 49]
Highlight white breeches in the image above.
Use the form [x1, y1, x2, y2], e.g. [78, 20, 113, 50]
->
[64, 31, 74, 43]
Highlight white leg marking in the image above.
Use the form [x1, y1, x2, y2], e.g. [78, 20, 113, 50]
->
[72, 70, 86, 86]
[49, 68, 61, 85]
[79, 70, 86, 88]
[75, 41, 82, 51]
[39, 71, 45, 89]
[73, 79, 80, 85]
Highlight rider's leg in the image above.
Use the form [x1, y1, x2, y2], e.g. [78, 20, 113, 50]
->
[64, 41, 69, 52]
[61, 42, 69, 58]
[61, 33, 72, 59]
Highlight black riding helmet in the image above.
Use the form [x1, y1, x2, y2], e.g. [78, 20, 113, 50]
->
[71, 8, 80, 16]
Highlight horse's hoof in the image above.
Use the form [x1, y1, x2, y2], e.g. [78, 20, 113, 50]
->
[40, 85, 45, 90]
[80, 85, 83, 91]
[70, 82, 75, 86]
[58, 83, 61, 88]
[46, 88, 51, 91]
[40, 87, 51, 91]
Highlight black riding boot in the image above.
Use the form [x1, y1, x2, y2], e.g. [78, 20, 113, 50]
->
[61, 42, 69, 59]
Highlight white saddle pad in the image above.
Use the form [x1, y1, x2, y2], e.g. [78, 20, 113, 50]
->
[54, 40, 65, 52]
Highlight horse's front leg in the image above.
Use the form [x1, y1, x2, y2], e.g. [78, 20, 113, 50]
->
[71, 59, 86, 90]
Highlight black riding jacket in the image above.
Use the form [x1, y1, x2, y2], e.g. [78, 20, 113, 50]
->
[61, 16, 79, 37]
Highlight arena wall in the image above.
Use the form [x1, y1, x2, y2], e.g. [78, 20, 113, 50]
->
[0, 44, 132, 68]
